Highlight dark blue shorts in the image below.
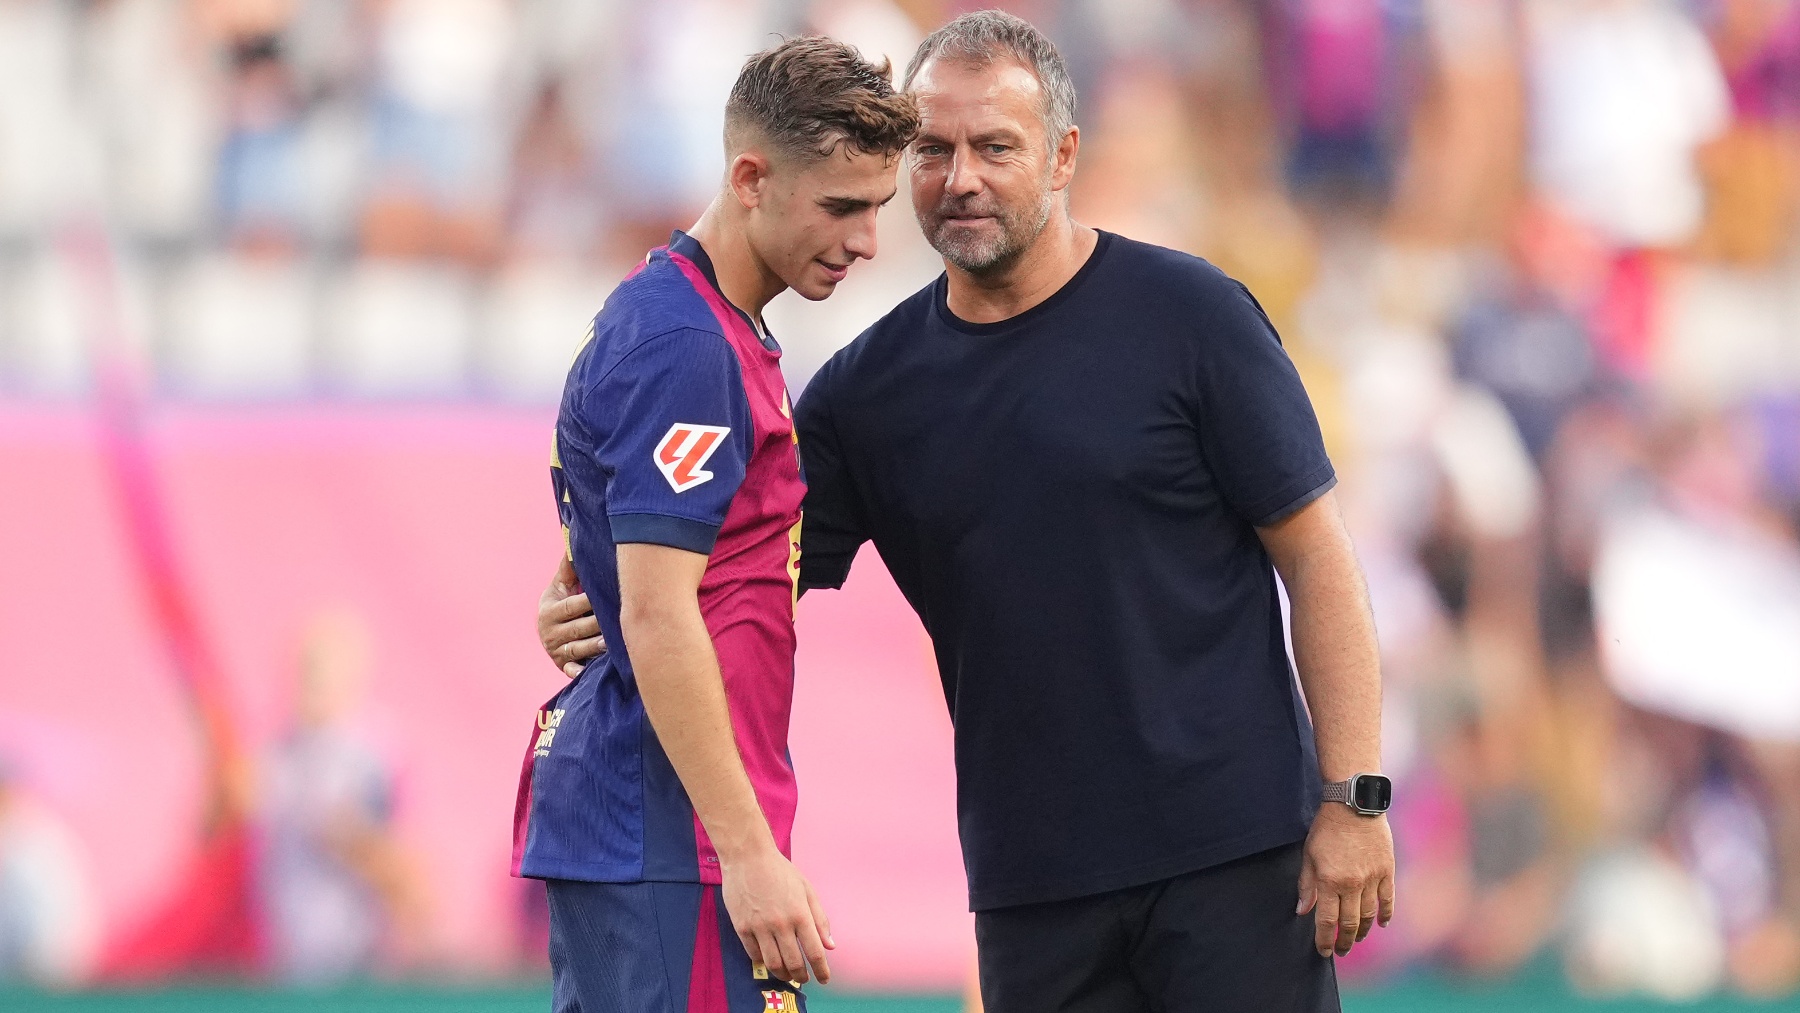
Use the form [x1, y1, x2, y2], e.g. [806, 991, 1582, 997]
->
[545, 879, 808, 1013]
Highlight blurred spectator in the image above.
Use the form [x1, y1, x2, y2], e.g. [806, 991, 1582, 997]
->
[1389, 0, 1526, 245]
[1265, 0, 1422, 209]
[214, 33, 307, 254]
[1589, 412, 1800, 995]
[259, 610, 423, 984]
[360, 0, 514, 263]
[1694, 0, 1800, 264]
[504, 80, 603, 262]
[1528, 0, 1730, 249]
[600, 0, 766, 253]
[0, 758, 97, 987]
[1451, 204, 1603, 460]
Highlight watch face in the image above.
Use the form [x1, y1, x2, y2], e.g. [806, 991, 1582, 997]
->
[1353, 775, 1393, 812]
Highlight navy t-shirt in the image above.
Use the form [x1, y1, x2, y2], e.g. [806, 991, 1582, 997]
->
[794, 231, 1334, 911]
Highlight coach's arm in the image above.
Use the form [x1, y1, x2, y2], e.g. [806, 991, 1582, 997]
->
[1256, 489, 1396, 958]
[616, 542, 834, 984]
[538, 555, 604, 677]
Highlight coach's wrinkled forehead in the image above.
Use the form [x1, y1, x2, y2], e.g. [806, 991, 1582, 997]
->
[902, 10, 1077, 146]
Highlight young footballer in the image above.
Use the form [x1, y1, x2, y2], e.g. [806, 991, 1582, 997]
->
[512, 37, 917, 1013]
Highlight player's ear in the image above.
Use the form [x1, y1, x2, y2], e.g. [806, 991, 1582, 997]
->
[727, 150, 774, 210]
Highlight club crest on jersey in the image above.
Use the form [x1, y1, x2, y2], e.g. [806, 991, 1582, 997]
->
[655, 423, 730, 493]
[762, 990, 799, 1012]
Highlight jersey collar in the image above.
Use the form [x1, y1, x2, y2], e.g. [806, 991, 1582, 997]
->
[668, 230, 780, 352]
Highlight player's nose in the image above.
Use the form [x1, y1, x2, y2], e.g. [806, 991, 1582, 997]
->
[843, 216, 877, 262]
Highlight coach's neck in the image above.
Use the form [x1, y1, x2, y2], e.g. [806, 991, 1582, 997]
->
[945, 210, 1097, 326]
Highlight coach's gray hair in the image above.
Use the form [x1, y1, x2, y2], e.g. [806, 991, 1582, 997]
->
[902, 10, 1077, 149]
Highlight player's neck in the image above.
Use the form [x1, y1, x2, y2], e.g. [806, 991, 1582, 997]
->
[688, 204, 785, 327]
[943, 211, 1097, 325]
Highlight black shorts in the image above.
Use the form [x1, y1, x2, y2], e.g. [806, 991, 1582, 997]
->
[975, 842, 1339, 1013]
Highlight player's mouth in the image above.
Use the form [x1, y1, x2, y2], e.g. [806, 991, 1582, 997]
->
[817, 260, 850, 283]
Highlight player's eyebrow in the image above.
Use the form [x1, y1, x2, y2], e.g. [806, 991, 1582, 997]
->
[819, 190, 898, 212]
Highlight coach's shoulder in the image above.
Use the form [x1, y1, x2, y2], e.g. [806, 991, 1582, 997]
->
[819, 277, 939, 381]
[1103, 232, 1240, 306]
[1102, 233, 1283, 354]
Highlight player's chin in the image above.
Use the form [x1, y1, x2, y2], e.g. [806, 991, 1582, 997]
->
[793, 272, 843, 301]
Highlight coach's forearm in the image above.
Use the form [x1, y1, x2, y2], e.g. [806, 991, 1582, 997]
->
[1259, 494, 1383, 782]
[1288, 552, 1383, 780]
[619, 545, 775, 863]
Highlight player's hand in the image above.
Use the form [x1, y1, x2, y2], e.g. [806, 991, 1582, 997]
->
[719, 845, 835, 986]
[539, 557, 605, 678]
[1297, 802, 1395, 958]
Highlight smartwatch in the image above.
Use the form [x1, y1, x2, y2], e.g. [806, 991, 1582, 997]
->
[1323, 773, 1392, 815]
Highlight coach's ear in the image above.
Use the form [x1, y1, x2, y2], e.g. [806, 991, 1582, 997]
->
[727, 150, 774, 210]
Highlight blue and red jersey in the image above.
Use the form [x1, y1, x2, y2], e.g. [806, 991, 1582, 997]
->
[513, 231, 806, 884]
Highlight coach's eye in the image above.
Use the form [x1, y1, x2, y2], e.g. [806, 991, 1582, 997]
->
[916, 144, 945, 157]
[985, 144, 1009, 156]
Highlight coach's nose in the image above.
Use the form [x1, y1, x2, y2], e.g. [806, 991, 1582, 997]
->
[945, 146, 983, 197]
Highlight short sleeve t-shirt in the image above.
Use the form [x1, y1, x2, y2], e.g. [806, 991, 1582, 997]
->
[795, 231, 1334, 910]
[513, 232, 806, 885]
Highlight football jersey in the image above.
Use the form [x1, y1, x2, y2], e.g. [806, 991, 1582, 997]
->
[513, 231, 806, 884]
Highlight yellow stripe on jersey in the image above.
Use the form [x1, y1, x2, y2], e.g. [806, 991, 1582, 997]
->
[571, 319, 596, 365]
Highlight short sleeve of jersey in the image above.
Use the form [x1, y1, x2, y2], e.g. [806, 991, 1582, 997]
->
[1192, 282, 1336, 527]
[582, 327, 754, 554]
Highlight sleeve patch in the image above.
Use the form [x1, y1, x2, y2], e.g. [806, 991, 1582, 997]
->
[655, 423, 732, 492]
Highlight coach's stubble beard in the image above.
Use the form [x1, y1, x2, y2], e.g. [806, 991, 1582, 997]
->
[923, 182, 1056, 277]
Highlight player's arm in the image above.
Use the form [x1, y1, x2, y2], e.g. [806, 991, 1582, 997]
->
[1257, 490, 1394, 958]
[538, 354, 864, 668]
[617, 541, 833, 985]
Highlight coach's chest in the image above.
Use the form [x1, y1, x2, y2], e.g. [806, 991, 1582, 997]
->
[857, 325, 1209, 535]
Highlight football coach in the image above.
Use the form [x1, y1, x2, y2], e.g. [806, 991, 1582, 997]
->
[541, 11, 1393, 1011]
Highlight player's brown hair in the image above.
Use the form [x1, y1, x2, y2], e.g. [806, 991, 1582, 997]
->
[726, 36, 919, 162]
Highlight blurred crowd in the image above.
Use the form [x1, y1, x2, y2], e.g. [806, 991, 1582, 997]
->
[2, 0, 1800, 1002]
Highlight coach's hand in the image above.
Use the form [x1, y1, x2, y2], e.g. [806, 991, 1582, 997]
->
[721, 845, 835, 986]
[1297, 803, 1395, 958]
[539, 557, 606, 678]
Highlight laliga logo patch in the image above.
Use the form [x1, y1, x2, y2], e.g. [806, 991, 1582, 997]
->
[655, 423, 730, 493]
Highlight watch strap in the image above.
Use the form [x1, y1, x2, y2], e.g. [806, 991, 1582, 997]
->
[1322, 778, 1351, 805]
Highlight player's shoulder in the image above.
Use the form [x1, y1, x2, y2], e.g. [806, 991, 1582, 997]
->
[575, 255, 735, 384]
